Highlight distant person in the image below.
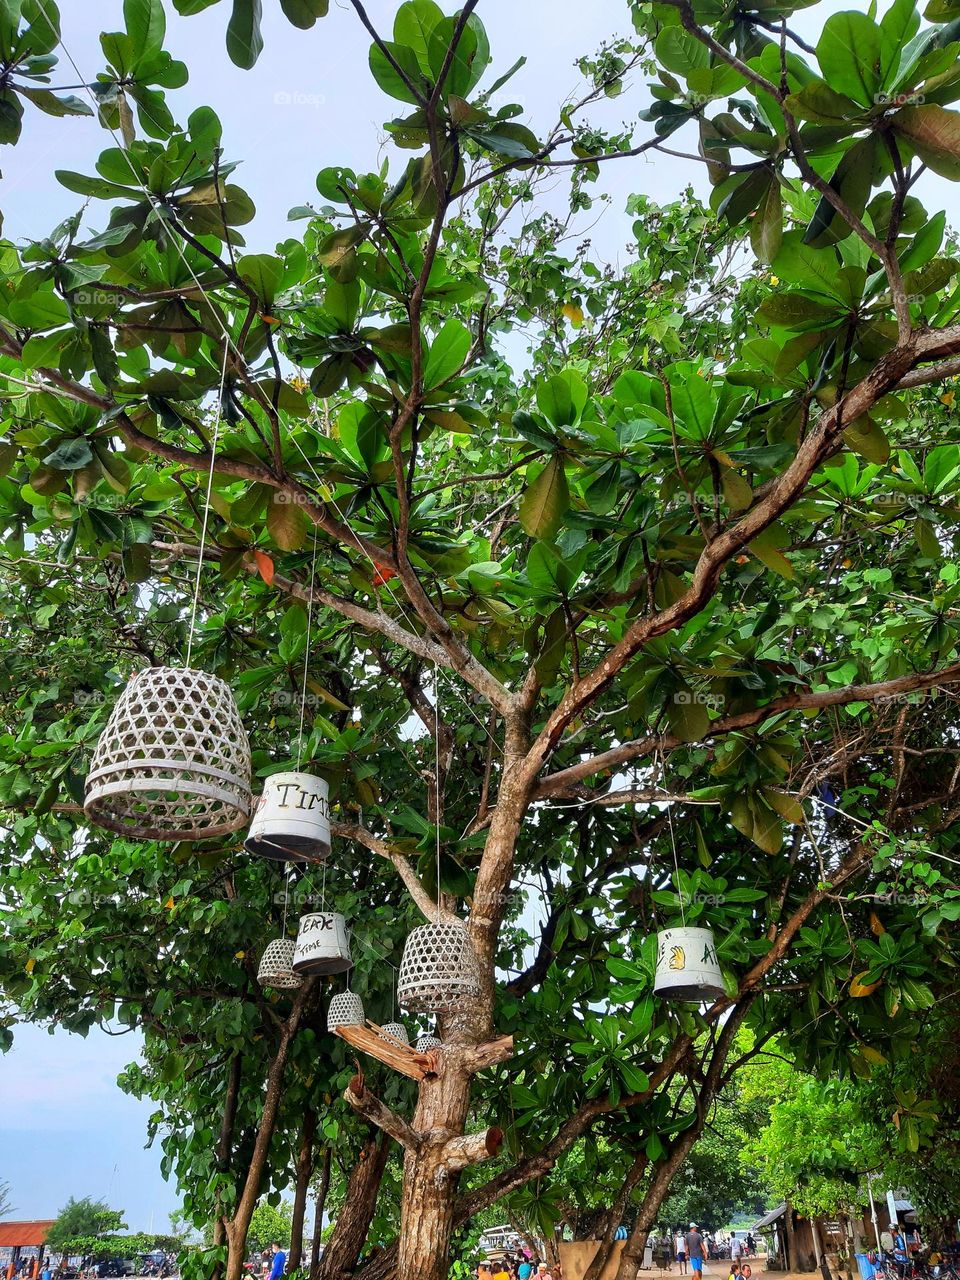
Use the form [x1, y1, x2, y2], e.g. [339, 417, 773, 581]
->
[492, 1262, 509, 1280]
[685, 1224, 705, 1277]
[747, 1235, 756, 1255]
[518, 1260, 534, 1280]
[268, 1243, 286, 1280]
[676, 1232, 688, 1275]
[40, 1264, 51, 1280]
[728, 1261, 742, 1280]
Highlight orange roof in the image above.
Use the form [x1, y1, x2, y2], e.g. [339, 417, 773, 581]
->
[0, 1221, 55, 1248]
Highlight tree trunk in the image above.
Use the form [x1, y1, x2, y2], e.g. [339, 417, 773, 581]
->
[212, 1053, 243, 1280]
[310, 1146, 332, 1280]
[612, 1130, 703, 1280]
[289, 1106, 317, 1271]
[224, 980, 316, 1280]
[583, 1152, 648, 1280]
[395, 1052, 474, 1280]
[785, 1204, 796, 1272]
[318, 1135, 391, 1280]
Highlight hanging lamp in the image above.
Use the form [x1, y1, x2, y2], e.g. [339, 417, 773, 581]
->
[292, 911, 352, 975]
[379, 1021, 409, 1045]
[257, 937, 302, 990]
[245, 771, 331, 862]
[398, 918, 481, 1013]
[653, 926, 725, 1002]
[327, 989, 365, 1030]
[415, 1033, 442, 1052]
[84, 666, 251, 840]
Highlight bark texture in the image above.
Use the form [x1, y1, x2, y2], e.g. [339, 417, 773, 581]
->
[318, 1135, 391, 1280]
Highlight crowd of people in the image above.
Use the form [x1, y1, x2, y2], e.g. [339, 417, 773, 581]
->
[476, 1256, 562, 1280]
[650, 1224, 758, 1273]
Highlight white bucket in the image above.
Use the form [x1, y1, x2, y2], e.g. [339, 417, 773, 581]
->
[653, 927, 725, 1001]
[292, 911, 352, 975]
[245, 771, 331, 862]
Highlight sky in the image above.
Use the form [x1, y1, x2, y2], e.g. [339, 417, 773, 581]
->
[2, 0, 954, 1240]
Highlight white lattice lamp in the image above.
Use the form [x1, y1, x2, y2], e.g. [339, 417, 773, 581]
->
[84, 666, 251, 840]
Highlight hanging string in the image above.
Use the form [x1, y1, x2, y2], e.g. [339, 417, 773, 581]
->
[185, 343, 231, 669]
[659, 750, 687, 927]
[295, 528, 319, 768]
[281, 860, 290, 936]
[434, 660, 443, 922]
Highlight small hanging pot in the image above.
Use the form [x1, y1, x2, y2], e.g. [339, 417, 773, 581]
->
[398, 919, 481, 1013]
[415, 1033, 442, 1052]
[327, 990, 365, 1031]
[380, 1021, 409, 1045]
[292, 911, 352, 975]
[85, 666, 252, 841]
[653, 927, 725, 1002]
[257, 938, 302, 990]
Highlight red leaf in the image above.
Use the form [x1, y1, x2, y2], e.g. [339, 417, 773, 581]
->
[255, 550, 275, 585]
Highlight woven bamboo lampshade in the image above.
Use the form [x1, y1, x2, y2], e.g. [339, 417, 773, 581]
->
[84, 666, 252, 840]
[257, 938, 302, 990]
[398, 919, 481, 1013]
[327, 990, 365, 1031]
[379, 1021, 409, 1046]
[415, 1034, 442, 1052]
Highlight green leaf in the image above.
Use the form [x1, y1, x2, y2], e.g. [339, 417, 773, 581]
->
[536, 369, 587, 427]
[278, 0, 328, 28]
[44, 438, 94, 470]
[844, 416, 890, 465]
[816, 12, 883, 107]
[655, 26, 710, 78]
[751, 176, 783, 264]
[369, 39, 426, 105]
[667, 690, 710, 742]
[423, 318, 471, 388]
[804, 135, 880, 247]
[238, 253, 282, 307]
[879, 0, 920, 88]
[226, 0, 263, 69]
[123, 0, 165, 54]
[519, 456, 569, 541]
[393, 0, 445, 76]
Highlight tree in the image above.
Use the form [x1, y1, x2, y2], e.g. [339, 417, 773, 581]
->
[45, 1198, 128, 1257]
[0, 1180, 12, 1221]
[2, 1, 960, 1279]
[247, 1201, 293, 1257]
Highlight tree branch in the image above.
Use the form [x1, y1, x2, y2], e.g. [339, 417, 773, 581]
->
[344, 1074, 421, 1150]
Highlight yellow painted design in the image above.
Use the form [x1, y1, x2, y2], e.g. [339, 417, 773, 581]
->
[669, 946, 686, 971]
